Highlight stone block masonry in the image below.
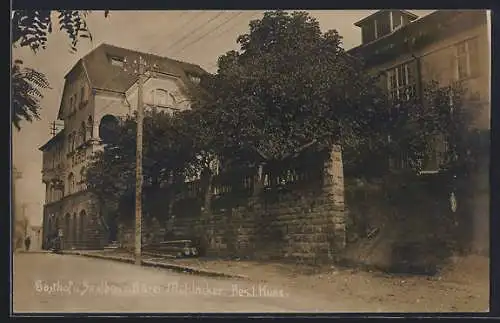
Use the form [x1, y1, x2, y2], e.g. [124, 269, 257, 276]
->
[118, 146, 347, 265]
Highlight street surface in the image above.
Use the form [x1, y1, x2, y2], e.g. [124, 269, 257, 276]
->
[13, 253, 349, 313]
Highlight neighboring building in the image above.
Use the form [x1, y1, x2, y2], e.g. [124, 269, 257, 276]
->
[40, 43, 207, 250]
[348, 10, 490, 254]
[27, 225, 43, 250]
[12, 167, 26, 251]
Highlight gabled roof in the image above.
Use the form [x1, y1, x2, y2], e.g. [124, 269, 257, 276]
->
[57, 43, 208, 119]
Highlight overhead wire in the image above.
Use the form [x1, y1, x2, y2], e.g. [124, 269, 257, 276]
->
[197, 11, 262, 70]
[159, 11, 226, 54]
[210, 11, 261, 40]
[169, 11, 245, 57]
[148, 11, 206, 54]
[138, 11, 188, 47]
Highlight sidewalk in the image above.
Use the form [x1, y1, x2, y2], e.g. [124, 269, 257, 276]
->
[61, 249, 249, 280]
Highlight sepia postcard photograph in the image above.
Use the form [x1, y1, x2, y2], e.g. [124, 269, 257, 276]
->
[11, 9, 491, 314]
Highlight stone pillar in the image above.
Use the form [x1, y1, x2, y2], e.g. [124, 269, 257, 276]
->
[252, 164, 264, 196]
[93, 121, 99, 142]
[323, 144, 347, 255]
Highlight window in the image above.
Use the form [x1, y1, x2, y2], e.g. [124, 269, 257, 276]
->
[362, 22, 376, 44]
[455, 38, 479, 80]
[376, 12, 391, 37]
[69, 97, 74, 115]
[80, 167, 87, 190]
[81, 122, 87, 143]
[387, 61, 417, 101]
[110, 56, 124, 67]
[188, 74, 201, 84]
[150, 89, 171, 107]
[68, 173, 75, 195]
[87, 116, 94, 139]
[391, 11, 405, 31]
[80, 87, 85, 107]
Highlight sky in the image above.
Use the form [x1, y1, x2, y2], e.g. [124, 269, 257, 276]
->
[12, 10, 435, 226]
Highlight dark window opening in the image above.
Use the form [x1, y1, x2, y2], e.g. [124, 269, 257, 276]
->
[376, 11, 391, 37]
[99, 115, 120, 143]
[362, 22, 376, 44]
[109, 56, 124, 67]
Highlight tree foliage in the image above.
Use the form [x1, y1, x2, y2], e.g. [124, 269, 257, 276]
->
[11, 10, 109, 130]
[85, 110, 204, 220]
[199, 10, 390, 165]
[380, 81, 482, 176]
[11, 59, 51, 130]
[86, 10, 482, 221]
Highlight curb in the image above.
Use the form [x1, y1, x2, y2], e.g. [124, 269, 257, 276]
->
[15, 250, 52, 254]
[63, 251, 249, 280]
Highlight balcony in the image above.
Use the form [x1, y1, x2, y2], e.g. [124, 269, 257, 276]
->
[42, 168, 56, 183]
[42, 166, 65, 181]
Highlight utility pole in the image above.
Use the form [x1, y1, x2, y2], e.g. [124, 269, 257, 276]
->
[122, 55, 156, 265]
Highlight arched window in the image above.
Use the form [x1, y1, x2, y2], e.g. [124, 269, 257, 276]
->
[80, 167, 87, 190]
[64, 213, 71, 243]
[71, 213, 77, 246]
[99, 115, 120, 143]
[67, 173, 75, 195]
[150, 89, 171, 107]
[55, 215, 61, 231]
[59, 181, 65, 199]
[87, 116, 94, 139]
[45, 183, 50, 202]
[79, 210, 86, 244]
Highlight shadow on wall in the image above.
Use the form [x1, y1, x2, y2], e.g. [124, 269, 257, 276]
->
[341, 174, 460, 275]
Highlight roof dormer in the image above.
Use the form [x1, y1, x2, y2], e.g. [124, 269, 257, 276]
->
[354, 10, 419, 45]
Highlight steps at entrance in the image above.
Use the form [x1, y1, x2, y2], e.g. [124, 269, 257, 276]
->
[104, 241, 121, 250]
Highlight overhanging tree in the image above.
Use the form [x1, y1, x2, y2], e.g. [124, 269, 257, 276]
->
[85, 110, 205, 224]
[11, 59, 50, 130]
[11, 10, 109, 130]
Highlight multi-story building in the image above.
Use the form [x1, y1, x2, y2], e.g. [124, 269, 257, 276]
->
[12, 166, 26, 250]
[348, 10, 490, 254]
[40, 43, 207, 250]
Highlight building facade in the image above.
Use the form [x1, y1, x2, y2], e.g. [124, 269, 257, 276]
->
[12, 166, 26, 250]
[348, 10, 490, 254]
[27, 225, 43, 250]
[40, 43, 207, 250]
